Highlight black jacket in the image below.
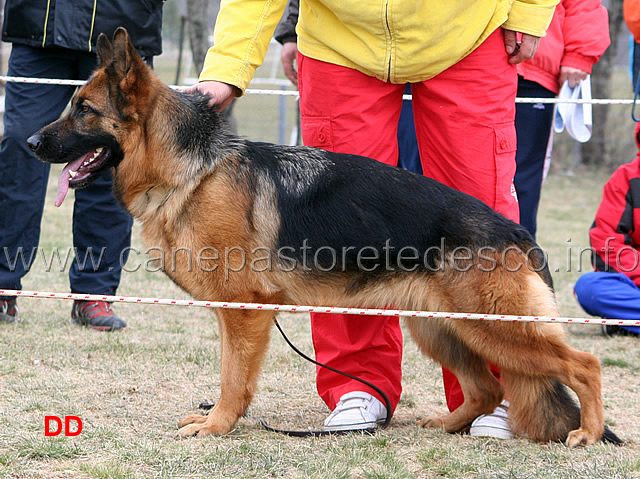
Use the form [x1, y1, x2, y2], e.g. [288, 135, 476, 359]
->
[274, 0, 298, 45]
[2, 0, 164, 57]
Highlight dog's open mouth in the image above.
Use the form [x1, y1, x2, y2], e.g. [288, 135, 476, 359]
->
[56, 147, 110, 206]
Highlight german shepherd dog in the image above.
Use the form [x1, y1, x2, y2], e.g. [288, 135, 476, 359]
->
[27, 28, 619, 446]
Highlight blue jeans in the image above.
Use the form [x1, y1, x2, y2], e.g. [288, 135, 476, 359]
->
[0, 45, 133, 298]
[574, 272, 640, 334]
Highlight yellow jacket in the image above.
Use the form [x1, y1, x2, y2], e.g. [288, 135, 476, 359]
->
[200, 0, 559, 93]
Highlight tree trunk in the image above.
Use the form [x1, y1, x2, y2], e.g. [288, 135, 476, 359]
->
[580, 0, 624, 166]
[187, 0, 209, 72]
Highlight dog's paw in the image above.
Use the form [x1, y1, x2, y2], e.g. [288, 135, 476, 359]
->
[177, 414, 207, 429]
[176, 423, 206, 438]
[565, 428, 599, 447]
[176, 412, 236, 438]
[416, 416, 445, 429]
[176, 422, 233, 438]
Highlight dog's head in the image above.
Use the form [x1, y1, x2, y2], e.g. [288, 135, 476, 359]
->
[27, 27, 155, 206]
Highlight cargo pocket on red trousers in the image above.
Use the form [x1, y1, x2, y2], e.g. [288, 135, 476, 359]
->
[493, 122, 519, 222]
[300, 117, 333, 150]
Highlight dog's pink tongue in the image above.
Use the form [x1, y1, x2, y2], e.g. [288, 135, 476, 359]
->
[55, 156, 89, 207]
[55, 164, 73, 207]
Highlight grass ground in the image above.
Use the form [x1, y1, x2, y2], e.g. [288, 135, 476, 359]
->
[0, 162, 639, 478]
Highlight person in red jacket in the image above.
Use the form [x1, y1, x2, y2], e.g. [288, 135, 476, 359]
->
[573, 123, 640, 337]
[514, 0, 610, 239]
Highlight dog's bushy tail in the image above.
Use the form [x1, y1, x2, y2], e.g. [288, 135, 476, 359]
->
[503, 373, 623, 445]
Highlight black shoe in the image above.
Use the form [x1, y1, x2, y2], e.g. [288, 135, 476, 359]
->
[71, 300, 126, 331]
[0, 297, 18, 323]
[602, 324, 622, 337]
[602, 324, 640, 337]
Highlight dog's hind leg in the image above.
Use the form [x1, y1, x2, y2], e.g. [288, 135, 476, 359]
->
[405, 318, 504, 433]
[177, 308, 274, 437]
[466, 322, 604, 446]
[454, 270, 605, 446]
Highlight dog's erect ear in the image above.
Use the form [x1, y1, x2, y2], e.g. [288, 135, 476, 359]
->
[112, 27, 138, 77]
[110, 27, 149, 91]
[96, 33, 113, 67]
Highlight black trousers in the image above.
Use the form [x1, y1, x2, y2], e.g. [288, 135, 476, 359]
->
[0, 45, 133, 298]
[513, 78, 555, 239]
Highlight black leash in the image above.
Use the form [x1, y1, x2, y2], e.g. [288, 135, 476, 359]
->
[632, 73, 640, 122]
[199, 318, 392, 437]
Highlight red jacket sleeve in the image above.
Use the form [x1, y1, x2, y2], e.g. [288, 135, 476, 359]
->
[561, 0, 610, 73]
[625, 0, 640, 42]
[590, 161, 640, 286]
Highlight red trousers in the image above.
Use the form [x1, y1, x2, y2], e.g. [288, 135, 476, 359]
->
[297, 29, 519, 412]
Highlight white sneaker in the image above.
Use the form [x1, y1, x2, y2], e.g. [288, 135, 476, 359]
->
[323, 391, 387, 431]
[469, 400, 514, 440]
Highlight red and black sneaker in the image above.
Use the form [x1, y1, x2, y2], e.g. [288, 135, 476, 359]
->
[71, 300, 126, 331]
[0, 297, 18, 323]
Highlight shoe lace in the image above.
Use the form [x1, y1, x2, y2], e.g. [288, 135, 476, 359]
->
[79, 301, 113, 317]
[334, 396, 370, 413]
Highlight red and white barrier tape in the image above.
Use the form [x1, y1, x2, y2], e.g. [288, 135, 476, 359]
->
[1, 289, 639, 326]
[0, 75, 634, 104]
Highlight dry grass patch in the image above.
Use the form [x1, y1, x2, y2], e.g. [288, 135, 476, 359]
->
[0, 167, 638, 478]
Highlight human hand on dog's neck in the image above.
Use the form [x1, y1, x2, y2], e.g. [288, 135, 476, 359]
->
[185, 81, 238, 110]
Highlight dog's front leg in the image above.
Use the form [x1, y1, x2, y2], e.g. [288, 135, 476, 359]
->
[177, 309, 274, 437]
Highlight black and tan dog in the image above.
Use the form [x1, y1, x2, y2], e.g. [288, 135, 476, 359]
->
[27, 28, 619, 446]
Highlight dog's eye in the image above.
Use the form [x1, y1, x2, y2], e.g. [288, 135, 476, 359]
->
[77, 103, 95, 116]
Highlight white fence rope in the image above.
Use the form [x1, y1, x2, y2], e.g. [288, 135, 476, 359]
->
[0, 75, 635, 104]
[1, 289, 639, 327]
